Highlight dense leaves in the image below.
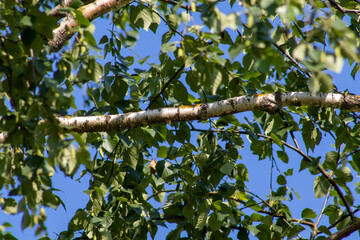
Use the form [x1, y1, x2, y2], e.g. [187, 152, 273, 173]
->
[1, 0, 360, 239]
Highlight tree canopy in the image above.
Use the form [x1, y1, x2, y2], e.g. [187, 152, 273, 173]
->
[1, 0, 360, 239]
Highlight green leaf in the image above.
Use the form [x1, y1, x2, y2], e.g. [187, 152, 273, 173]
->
[324, 151, 338, 171]
[195, 201, 210, 229]
[220, 162, 235, 176]
[129, 5, 154, 31]
[173, 81, 189, 104]
[284, 168, 293, 176]
[318, 226, 332, 235]
[208, 212, 222, 230]
[157, 146, 168, 158]
[2, 198, 17, 214]
[277, 151, 289, 163]
[161, 42, 177, 53]
[21, 210, 31, 230]
[301, 208, 317, 219]
[124, 145, 139, 169]
[314, 175, 330, 198]
[182, 204, 194, 221]
[70, 0, 84, 8]
[277, 174, 287, 185]
[138, 56, 150, 65]
[43, 190, 61, 209]
[68, 209, 88, 232]
[72, 9, 90, 27]
[20, 16, 32, 27]
[287, 224, 305, 239]
[351, 63, 360, 80]
[156, 160, 174, 179]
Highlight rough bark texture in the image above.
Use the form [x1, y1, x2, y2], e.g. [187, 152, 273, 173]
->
[1, 92, 359, 144]
[45, 92, 360, 133]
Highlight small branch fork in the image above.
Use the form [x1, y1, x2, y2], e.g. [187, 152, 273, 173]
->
[188, 122, 356, 233]
[266, 133, 354, 221]
[147, 188, 316, 230]
[327, 0, 360, 15]
[146, 64, 185, 110]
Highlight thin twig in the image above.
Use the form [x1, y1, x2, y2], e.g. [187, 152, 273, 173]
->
[147, 189, 184, 201]
[257, 133, 354, 220]
[128, 48, 153, 67]
[311, 185, 332, 240]
[230, 193, 316, 229]
[328, 0, 360, 14]
[328, 209, 360, 230]
[146, 64, 185, 110]
[185, 127, 354, 220]
[138, 1, 183, 37]
[273, 43, 311, 78]
[148, 188, 316, 229]
[278, 110, 301, 151]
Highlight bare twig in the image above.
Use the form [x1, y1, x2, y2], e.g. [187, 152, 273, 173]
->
[258, 133, 354, 220]
[273, 43, 312, 78]
[311, 186, 332, 240]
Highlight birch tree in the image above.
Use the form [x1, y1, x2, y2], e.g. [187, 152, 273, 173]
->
[1, 0, 360, 239]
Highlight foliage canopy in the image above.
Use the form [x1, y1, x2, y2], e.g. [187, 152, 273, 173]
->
[1, 0, 360, 239]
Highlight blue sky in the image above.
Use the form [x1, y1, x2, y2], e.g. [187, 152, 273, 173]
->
[1, 2, 360, 240]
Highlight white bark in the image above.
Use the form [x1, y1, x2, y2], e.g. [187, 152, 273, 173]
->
[1, 92, 359, 144]
[48, 92, 360, 132]
[49, 0, 132, 52]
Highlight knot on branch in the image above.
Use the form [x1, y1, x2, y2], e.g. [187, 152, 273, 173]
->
[257, 91, 283, 114]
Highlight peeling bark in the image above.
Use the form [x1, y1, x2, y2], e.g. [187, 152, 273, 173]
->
[49, 0, 132, 52]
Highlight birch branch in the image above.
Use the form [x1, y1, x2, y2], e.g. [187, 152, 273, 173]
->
[32, 92, 360, 130]
[52, 92, 360, 132]
[1, 92, 360, 143]
[49, 0, 132, 52]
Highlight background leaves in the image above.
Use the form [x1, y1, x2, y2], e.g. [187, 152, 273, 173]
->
[1, 0, 360, 239]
